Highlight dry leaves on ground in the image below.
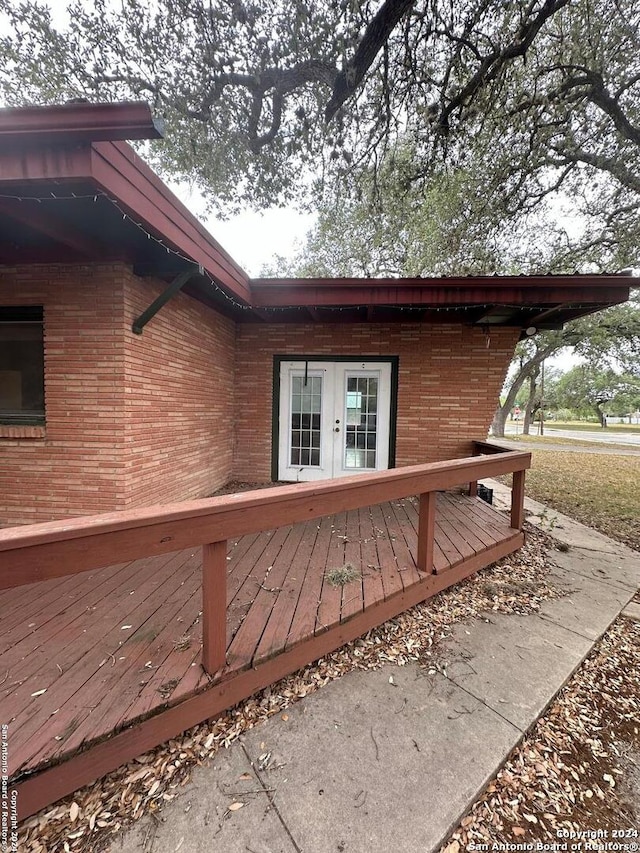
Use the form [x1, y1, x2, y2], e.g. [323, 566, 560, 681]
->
[441, 616, 640, 852]
[20, 526, 562, 853]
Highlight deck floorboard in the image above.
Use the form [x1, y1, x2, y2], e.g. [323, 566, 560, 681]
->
[3, 491, 522, 819]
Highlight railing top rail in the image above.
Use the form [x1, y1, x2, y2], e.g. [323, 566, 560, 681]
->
[0, 446, 531, 590]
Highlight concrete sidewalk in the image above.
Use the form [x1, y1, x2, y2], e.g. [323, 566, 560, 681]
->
[111, 486, 640, 853]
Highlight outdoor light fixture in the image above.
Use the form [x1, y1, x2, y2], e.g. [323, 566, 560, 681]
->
[525, 326, 537, 336]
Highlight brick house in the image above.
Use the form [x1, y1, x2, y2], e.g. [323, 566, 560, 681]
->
[0, 102, 631, 526]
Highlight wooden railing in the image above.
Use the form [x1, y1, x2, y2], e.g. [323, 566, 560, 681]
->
[0, 441, 530, 675]
[468, 440, 527, 529]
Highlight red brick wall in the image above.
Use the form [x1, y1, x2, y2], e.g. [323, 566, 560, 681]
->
[0, 264, 235, 525]
[233, 323, 520, 481]
[0, 267, 518, 524]
[0, 264, 127, 525]
[122, 272, 235, 507]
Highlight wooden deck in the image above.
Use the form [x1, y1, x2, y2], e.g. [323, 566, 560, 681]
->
[2, 489, 523, 819]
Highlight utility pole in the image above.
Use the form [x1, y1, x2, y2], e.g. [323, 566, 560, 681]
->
[539, 359, 545, 436]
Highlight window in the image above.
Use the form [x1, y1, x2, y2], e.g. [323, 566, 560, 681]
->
[0, 307, 45, 425]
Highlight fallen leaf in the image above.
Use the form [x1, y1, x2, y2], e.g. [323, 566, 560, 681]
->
[281, 714, 289, 721]
[513, 827, 526, 837]
[69, 802, 80, 822]
[31, 689, 47, 697]
[228, 802, 244, 812]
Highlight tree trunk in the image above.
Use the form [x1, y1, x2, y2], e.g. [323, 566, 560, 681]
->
[490, 345, 555, 437]
[491, 405, 510, 438]
[594, 402, 607, 427]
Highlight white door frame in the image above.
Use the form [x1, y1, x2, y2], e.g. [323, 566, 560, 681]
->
[275, 357, 396, 482]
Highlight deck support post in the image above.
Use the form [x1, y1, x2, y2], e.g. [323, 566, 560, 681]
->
[416, 491, 436, 573]
[468, 443, 480, 497]
[511, 470, 526, 530]
[202, 540, 228, 674]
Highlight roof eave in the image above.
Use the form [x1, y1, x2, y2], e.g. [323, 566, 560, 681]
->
[0, 101, 165, 146]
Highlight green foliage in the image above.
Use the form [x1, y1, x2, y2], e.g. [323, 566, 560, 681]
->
[554, 366, 640, 419]
[270, 139, 591, 277]
[492, 292, 640, 436]
[1, 0, 639, 267]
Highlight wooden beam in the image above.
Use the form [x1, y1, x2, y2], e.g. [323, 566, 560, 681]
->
[527, 304, 567, 325]
[511, 470, 526, 530]
[416, 491, 436, 573]
[132, 265, 202, 334]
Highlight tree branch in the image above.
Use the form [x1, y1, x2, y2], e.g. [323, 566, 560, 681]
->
[325, 0, 416, 123]
[437, 0, 570, 134]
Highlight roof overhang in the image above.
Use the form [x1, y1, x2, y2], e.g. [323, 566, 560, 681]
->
[0, 100, 166, 145]
[0, 102, 633, 330]
[0, 102, 251, 310]
[248, 275, 632, 332]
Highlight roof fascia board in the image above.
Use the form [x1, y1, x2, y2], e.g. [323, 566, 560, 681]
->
[250, 278, 631, 308]
[0, 101, 164, 147]
[0, 144, 93, 184]
[90, 141, 251, 304]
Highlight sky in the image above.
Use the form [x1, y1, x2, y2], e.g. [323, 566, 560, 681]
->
[164, 179, 316, 277]
[206, 208, 315, 277]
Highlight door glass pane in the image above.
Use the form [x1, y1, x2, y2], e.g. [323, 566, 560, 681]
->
[290, 374, 322, 466]
[344, 374, 378, 469]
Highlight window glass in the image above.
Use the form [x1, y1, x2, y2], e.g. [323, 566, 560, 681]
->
[344, 374, 378, 469]
[290, 373, 322, 466]
[0, 308, 44, 423]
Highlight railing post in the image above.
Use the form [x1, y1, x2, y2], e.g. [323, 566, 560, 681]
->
[469, 442, 479, 497]
[511, 470, 526, 530]
[416, 491, 436, 573]
[202, 540, 228, 675]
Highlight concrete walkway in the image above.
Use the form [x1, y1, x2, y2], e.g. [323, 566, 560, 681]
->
[110, 486, 640, 853]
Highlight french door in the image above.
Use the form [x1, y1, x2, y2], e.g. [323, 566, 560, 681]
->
[277, 360, 392, 481]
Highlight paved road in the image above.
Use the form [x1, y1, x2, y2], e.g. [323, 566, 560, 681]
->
[504, 423, 640, 447]
[497, 436, 640, 456]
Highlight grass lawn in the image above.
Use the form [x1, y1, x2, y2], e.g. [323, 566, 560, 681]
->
[521, 448, 640, 551]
